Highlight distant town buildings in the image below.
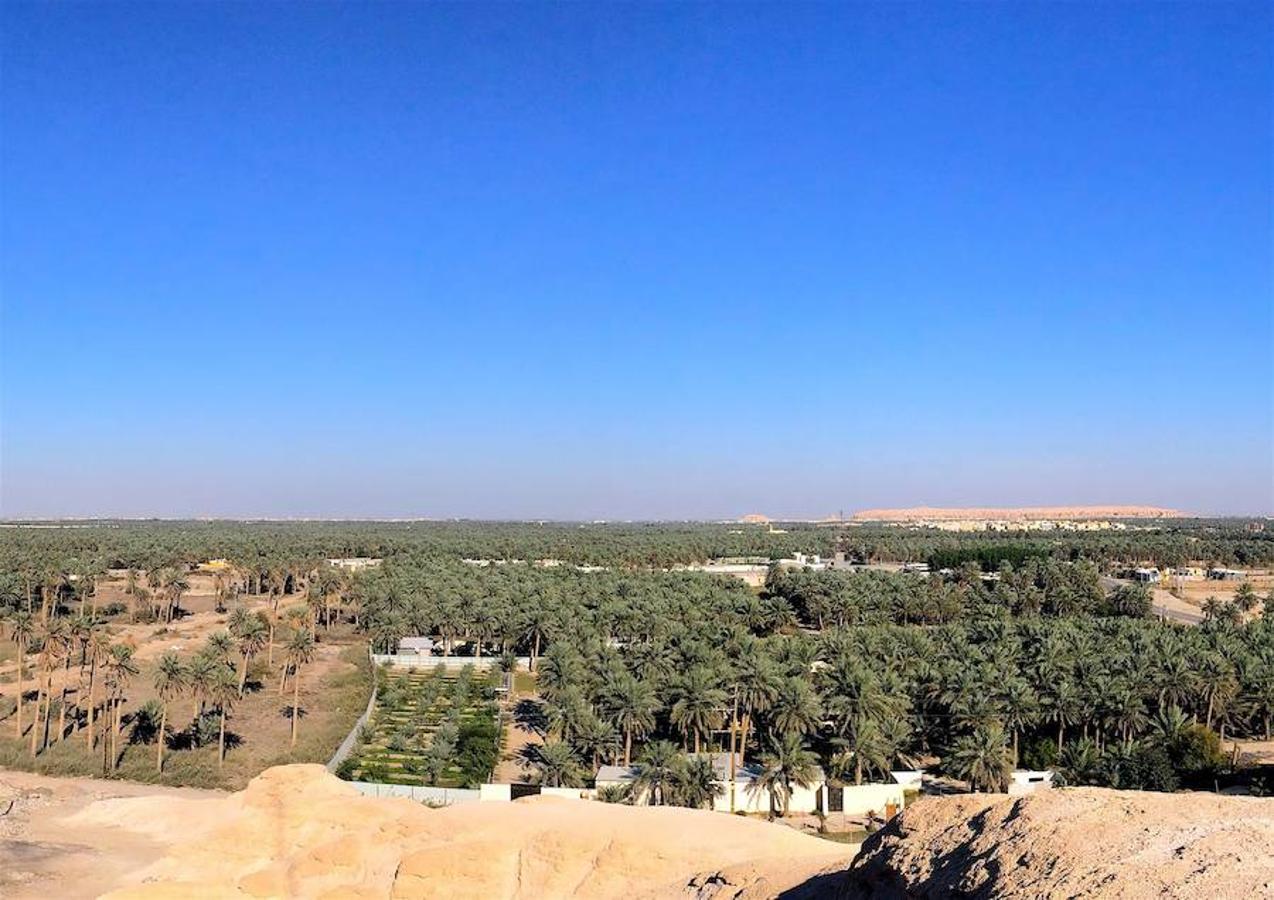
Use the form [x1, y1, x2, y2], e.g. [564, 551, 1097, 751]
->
[327, 557, 382, 572]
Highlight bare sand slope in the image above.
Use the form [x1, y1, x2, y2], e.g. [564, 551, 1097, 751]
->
[851, 505, 1181, 521]
[0, 770, 225, 900]
[21, 764, 851, 899]
[847, 787, 1274, 899]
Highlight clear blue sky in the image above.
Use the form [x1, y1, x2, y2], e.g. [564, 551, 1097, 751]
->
[2, 2, 1270, 519]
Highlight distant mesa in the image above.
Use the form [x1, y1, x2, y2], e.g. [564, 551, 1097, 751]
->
[739, 513, 771, 524]
[851, 505, 1183, 522]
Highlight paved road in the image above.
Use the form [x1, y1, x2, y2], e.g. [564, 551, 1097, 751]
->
[1101, 576, 1204, 625]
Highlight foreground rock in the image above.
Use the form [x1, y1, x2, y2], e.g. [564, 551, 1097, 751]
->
[847, 787, 1274, 898]
[58, 764, 849, 898]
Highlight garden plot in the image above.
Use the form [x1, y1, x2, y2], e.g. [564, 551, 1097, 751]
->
[342, 664, 500, 787]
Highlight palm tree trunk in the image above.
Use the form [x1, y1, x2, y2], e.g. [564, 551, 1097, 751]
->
[238, 654, 249, 697]
[86, 658, 96, 750]
[291, 671, 301, 746]
[624, 727, 632, 766]
[157, 704, 167, 772]
[219, 707, 227, 767]
[30, 675, 44, 756]
[13, 645, 22, 734]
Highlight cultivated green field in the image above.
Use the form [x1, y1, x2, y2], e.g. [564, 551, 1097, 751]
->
[343, 664, 500, 787]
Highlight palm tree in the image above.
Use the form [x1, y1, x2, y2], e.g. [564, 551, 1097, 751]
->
[947, 723, 1013, 793]
[833, 716, 892, 785]
[102, 644, 139, 772]
[669, 668, 726, 754]
[211, 665, 239, 768]
[9, 611, 34, 739]
[605, 675, 660, 766]
[161, 568, 190, 623]
[230, 610, 268, 697]
[286, 629, 316, 746]
[187, 653, 217, 724]
[83, 628, 110, 750]
[767, 677, 821, 739]
[1055, 737, 1102, 786]
[671, 755, 722, 809]
[533, 738, 582, 788]
[30, 620, 68, 756]
[733, 655, 778, 764]
[153, 652, 187, 772]
[998, 677, 1039, 765]
[751, 732, 819, 817]
[631, 740, 681, 806]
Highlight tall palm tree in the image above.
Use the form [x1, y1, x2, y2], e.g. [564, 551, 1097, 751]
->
[153, 651, 187, 772]
[947, 723, 1013, 793]
[731, 654, 779, 764]
[84, 628, 110, 750]
[751, 732, 819, 818]
[767, 677, 821, 739]
[631, 740, 681, 806]
[286, 629, 316, 746]
[187, 653, 217, 725]
[102, 644, 139, 772]
[833, 716, 892, 785]
[669, 668, 726, 754]
[605, 675, 660, 766]
[229, 610, 268, 697]
[211, 665, 239, 768]
[9, 611, 34, 739]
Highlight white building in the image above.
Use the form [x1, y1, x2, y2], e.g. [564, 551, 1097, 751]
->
[397, 636, 435, 655]
[1008, 770, 1055, 796]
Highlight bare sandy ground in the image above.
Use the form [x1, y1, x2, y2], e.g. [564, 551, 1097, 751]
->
[0, 770, 225, 900]
[1, 764, 852, 899]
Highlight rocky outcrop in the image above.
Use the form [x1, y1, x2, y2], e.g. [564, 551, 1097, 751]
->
[845, 787, 1274, 898]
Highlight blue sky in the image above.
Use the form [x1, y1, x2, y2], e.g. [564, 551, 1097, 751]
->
[2, 2, 1270, 519]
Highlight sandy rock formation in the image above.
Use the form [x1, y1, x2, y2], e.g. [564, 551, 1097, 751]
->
[68, 764, 850, 898]
[846, 787, 1274, 898]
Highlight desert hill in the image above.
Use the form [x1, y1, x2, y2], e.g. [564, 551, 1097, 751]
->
[6, 765, 1274, 898]
[852, 505, 1182, 521]
[847, 787, 1274, 898]
[2, 765, 850, 899]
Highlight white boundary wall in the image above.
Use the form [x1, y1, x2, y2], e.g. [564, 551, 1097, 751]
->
[348, 782, 482, 805]
[371, 653, 532, 671]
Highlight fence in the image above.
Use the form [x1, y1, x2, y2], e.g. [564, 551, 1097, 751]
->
[370, 653, 532, 671]
[326, 646, 378, 774]
[348, 781, 482, 805]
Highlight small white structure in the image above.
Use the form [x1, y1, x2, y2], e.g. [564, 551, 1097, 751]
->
[1008, 770, 1055, 796]
[397, 636, 435, 655]
[890, 770, 925, 788]
[1132, 567, 1161, 583]
[328, 557, 382, 572]
[1208, 568, 1246, 581]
